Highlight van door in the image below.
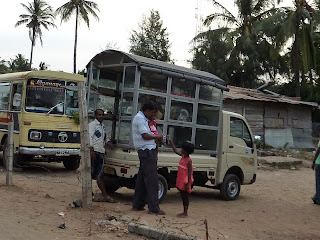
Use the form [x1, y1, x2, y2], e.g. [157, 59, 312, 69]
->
[226, 116, 255, 180]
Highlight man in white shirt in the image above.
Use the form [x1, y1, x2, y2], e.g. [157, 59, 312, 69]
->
[89, 109, 115, 203]
[132, 102, 165, 215]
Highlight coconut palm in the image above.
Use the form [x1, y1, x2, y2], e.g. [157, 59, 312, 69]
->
[259, 0, 319, 97]
[15, 0, 56, 70]
[56, 0, 99, 73]
[198, 0, 279, 87]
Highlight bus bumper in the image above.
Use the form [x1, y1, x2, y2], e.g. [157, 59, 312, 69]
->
[19, 147, 80, 156]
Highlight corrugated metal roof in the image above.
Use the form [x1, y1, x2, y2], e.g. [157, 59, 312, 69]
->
[87, 49, 226, 86]
[224, 85, 318, 107]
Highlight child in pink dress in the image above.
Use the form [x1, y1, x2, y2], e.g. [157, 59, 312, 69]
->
[167, 135, 194, 218]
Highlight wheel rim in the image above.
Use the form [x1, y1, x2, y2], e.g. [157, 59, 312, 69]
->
[227, 180, 239, 198]
[158, 181, 164, 199]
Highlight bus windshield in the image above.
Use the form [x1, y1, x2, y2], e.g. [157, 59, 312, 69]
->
[26, 79, 79, 115]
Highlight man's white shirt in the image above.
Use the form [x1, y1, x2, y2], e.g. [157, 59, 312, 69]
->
[89, 119, 110, 154]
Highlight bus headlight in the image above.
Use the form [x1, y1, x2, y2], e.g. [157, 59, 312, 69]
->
[30, 131, 42, 140]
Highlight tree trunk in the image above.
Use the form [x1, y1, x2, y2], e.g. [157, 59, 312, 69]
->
[29, 29, 36, 70]
[73, 8, 79, 74]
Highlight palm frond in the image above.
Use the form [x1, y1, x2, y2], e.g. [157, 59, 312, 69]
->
[204, 13, 238, 27]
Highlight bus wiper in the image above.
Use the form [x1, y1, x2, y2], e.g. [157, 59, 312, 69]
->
[47, 102, 64, 114]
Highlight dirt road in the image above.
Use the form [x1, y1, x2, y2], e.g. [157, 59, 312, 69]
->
[0, 159, 319, 240]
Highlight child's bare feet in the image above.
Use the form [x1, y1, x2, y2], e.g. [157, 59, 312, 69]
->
[176, 212, 188, 218]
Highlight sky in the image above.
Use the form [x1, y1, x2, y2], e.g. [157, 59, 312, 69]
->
[0, 0, 293, 73]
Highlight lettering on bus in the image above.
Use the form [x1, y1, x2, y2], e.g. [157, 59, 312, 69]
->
[30, 79, 62, 88]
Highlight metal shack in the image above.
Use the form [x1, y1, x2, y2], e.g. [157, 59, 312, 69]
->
[223, 85, 318, 148]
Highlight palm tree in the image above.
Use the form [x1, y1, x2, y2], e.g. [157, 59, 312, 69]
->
[197, 0, 279, 87]
[260, 0, 319, 97]
[15, 0, 56, 70]
[56, 0, 99, 73]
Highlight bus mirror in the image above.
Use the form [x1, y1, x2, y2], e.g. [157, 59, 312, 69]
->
[12, 93, 22, 108]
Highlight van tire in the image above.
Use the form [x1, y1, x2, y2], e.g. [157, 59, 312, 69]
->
[220, 174, 241, 201]
[104, 175, 120, 193]
[158, 174, 168, 203]
[63, 157, 80, 170]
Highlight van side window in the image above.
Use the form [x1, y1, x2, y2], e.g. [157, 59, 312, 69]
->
[0, 82, 11, 110]
[230, 117, 253, 148]
[11, 83, 23, 110]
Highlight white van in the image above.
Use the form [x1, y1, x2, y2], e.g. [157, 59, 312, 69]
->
[86, 50, 257, 201]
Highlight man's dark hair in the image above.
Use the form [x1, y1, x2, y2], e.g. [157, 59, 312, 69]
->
[182, 141, 195, 154]
[94, 109, 104, 115]
[141, 101, 158, 112]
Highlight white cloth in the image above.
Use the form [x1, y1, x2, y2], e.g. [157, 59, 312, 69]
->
[89, 119, 110, 154]
[132, 111, 156, 150]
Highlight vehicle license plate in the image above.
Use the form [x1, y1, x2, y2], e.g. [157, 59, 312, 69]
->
[56, 149, 70, 156]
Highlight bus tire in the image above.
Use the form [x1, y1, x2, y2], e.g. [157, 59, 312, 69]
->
[158, 174, 168, 203]
[220, 174, 241, 201]
[63, 157, 80, 170]
[104, 175, 120, 193]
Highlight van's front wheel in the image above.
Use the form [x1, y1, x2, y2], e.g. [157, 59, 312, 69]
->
[158, 174, 168, 203]
[220, 174, 241, 201]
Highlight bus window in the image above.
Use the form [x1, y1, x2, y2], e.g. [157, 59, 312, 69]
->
[171, 78, 195, 98]
[66, 82, 78, 115]
[26, 79, 64, 114]
[197, 104, 219, 126]
[11, 83, 23, 110]
[195, 129, 218, 151]
[170, 100, 193, 122]
[138, 94, 166, 120]
[199, 85, 221, 103]
[140, 71, 167, 93]
[167, 126, 192, 148]
[0, 82, 11, 110]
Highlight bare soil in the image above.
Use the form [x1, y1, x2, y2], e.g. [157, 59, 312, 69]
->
[0, 156, 319, 240]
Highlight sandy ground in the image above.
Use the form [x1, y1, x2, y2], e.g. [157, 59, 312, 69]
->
[0, 158, 320, 240]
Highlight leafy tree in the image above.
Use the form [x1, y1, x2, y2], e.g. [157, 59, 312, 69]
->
[15, 0, 56, 69]
[0, 57, 9, 74]
[56, 0, 100, 73]
[259, 0, 319, 97]
[129, 10, 172, 62]
[9, 54, 30, 72]
[194, 0, 278, 87]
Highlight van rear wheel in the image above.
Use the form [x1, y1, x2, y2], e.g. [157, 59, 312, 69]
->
[104, 175, 121, 193]
[158, 174, 168, 203]
[220, 174, 241, 201]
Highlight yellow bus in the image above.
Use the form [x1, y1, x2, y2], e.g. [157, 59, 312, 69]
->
[0, 71, 85, 170]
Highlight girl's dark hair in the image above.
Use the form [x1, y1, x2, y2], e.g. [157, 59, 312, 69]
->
[182, 141, 194, 154]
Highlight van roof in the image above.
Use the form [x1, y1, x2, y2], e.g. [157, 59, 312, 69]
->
[87, 50, 228, 90]
[0, 71, 86, 82]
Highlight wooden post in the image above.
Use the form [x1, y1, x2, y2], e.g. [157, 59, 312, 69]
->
[6, 121, 14, 186]
[78, 81, 92, 206]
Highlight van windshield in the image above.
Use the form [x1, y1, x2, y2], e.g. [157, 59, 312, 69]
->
[25, 79, 78, 115]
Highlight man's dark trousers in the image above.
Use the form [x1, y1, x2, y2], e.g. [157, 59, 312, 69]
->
[133, 148, 159, 212]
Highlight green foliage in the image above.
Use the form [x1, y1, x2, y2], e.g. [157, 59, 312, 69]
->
[9, 54, 30, 72]
[56, 0, 100, 73]
[15, 0, 56, 68]
[193, 0, 280, 88]
[0, 57, 9, 74]
[70, 111, 80, 125]
[129, 10, 172, 62]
